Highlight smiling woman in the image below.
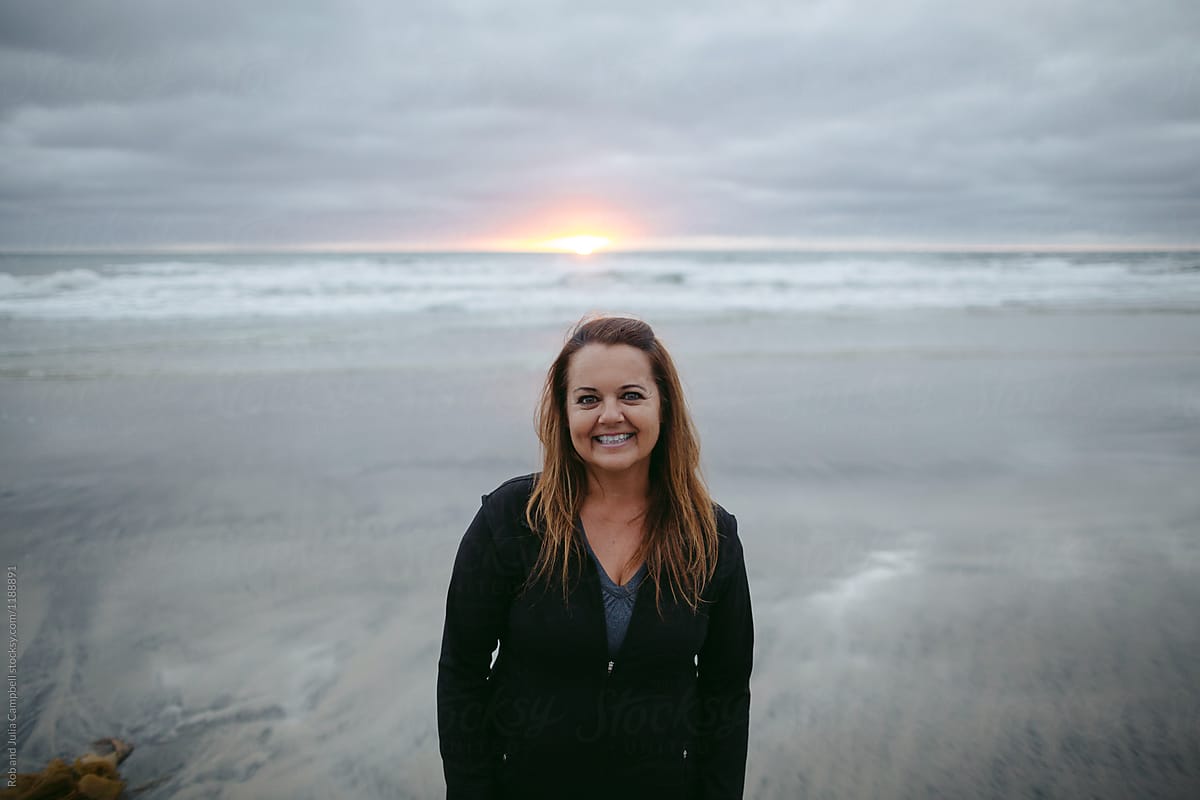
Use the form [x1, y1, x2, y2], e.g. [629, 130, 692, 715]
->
[566, 343, 662, 496]
[437, 315, 754, 800]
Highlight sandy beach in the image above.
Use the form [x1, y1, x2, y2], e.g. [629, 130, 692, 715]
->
[3, 303, 1199, 798]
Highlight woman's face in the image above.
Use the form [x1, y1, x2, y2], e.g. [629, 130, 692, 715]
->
[565, 343, 662, 481]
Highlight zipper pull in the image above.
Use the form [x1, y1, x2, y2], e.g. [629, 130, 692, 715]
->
[683, 748, 688, 760]
[607, 660, 615, 675]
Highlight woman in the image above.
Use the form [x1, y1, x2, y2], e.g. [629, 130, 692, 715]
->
[437, 316, 753, 800]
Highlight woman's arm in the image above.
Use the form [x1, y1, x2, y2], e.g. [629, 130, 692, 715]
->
[694, 514, 754, 800]
[437, 498, 512, 799]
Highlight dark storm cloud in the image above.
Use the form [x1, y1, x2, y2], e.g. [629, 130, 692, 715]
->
[1, 0, 1197, 248]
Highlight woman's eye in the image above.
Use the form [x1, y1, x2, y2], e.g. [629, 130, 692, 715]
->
[576, 392, 642, 406]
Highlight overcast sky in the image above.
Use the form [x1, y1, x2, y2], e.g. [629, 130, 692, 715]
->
[1, 0, 1197, 250]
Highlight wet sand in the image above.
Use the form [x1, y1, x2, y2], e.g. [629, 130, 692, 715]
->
[2, 309, 1199, 798]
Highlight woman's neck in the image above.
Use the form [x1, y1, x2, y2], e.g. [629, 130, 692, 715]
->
[584, 467, 651, 514]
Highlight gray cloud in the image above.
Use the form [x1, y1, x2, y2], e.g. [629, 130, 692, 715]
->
[1, 0, 1197, 249]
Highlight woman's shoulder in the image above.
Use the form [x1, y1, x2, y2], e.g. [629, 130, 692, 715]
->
[486, 472, 539, 497]
[712, 500, 738, 540]
[482, 472, 538, 506]
[709, 500, 747, 585]
[479, 472, 540, 536]
[710, 501, 739, 544]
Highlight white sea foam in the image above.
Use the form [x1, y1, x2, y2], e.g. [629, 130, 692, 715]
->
[0, 251, 1197, 320]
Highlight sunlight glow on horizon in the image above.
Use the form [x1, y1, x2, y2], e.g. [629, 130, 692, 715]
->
[537, 235, 612, 255]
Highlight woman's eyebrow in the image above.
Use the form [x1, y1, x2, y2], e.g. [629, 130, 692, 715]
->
[571, 383, 648, 392]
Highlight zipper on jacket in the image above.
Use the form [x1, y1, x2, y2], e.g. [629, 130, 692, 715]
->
[607, 660, 614, 676]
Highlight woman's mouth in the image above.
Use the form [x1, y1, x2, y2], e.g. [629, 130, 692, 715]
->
[593, 432, 634, 447]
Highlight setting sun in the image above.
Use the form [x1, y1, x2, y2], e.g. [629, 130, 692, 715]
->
[539, 235, 611, 255]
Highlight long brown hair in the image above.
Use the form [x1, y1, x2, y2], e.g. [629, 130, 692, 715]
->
[525, 315, 718, 612]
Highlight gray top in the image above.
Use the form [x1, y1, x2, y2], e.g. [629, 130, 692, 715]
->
[580, 526, 648, 659]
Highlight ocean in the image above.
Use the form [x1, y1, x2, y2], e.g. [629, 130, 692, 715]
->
[2, 250, 1199, 798]
[2, 250, 1199, 322]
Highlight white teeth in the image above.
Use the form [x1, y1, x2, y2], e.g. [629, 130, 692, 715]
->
[595, 433, 634, 444]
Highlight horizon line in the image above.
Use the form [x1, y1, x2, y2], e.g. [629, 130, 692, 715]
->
[3, 241, 1200, 256]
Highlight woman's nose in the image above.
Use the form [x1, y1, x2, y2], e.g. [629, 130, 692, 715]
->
[598, 399, 623, 423]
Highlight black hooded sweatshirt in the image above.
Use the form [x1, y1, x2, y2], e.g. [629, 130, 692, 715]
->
[437, 474, 754, 800]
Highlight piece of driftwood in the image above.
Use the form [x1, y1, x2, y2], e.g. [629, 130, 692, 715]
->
[0, 738, 134, 800]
